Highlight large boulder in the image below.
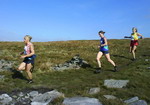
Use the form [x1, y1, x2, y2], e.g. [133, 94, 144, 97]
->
[52, 55, 91, 71]
[104, 79, 129, 88]
[31, 90, 64, 105]
[63, 97, 103, 105]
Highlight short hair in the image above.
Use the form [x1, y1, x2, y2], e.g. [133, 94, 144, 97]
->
[98, 30, 105, 34]
[24, 35, 32, 41]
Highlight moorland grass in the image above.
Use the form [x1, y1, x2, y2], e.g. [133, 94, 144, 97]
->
[0, 38, 150, 105]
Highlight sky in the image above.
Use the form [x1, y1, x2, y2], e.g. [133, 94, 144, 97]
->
[0, 0, 150, 42]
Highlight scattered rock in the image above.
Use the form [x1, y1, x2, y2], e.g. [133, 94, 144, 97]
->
[124, 97, 147, 105]
[0, 94, 12, 105]
[18, 92, 24, 97]
[104, 79, 129, 88]
[63, 97, 103, 105]
[0, 75, 5, 81]
[124, 97, 139, 104]
[31, 90, 64, 105]
[52, 55, 91, 71]
[129, 100, 147, 105]
[0, 59, 14, 72]
[145, 59, 149, 62]
[88, 87, 100, 95]
[147, 67, 150, 69]
[103, 95, 117, 100]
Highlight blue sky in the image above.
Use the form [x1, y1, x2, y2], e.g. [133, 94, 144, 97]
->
[0, 0, 150, 42]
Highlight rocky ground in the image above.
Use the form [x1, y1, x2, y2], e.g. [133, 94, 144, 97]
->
[0, 58, 149, 105]
[0, 87, 148, 105]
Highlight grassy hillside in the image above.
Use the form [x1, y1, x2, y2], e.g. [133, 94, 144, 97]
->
[0, 38, 150, 105]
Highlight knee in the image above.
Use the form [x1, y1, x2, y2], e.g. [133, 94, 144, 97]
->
[131, 50, 135, 53]
[96, 57, 100, 61]
[17, 67, 22, 71]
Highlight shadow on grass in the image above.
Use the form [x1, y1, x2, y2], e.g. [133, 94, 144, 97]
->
[142, 54, 150, 57]
[112, 54, 131, 60]
[11, 69, 28, 81]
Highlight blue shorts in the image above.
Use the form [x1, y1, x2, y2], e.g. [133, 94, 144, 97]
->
[23, 55, 36, 65]
[100, 50, 109, 54]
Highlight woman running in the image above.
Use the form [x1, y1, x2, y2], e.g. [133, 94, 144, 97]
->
[124, 27, 143, 61]
[95, 31, 117, 73]
[18, 35, 36, 83]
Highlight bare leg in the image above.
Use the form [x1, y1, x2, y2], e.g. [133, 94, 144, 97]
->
[96, 52, 103, 68]
[130, 46, 133, 53]
[132, 46, 137, 59]
[25, 63, 32, 80]
[18, 62, 26, 71]
[105, 53, 116, 66]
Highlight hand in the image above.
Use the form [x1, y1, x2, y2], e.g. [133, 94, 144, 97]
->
[140, 36, 144, 39]
[20, 55, 26, 59]
[124, 36, 128, 38]
[19, 52, 24, 55]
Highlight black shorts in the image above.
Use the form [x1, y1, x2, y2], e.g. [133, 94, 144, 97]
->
[23, 55, 36, 65]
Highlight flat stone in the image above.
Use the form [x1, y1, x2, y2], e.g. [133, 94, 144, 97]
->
[31, 101, 47, 105]
[88, 87, 100, 95]
[63, 97, 103, 105]
[124, 97, 139, 104]
[104, 79, 129, 88]
[129, 100, 147, 105]
[103, 95, 117, 100]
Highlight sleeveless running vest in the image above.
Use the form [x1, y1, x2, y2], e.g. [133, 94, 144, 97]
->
[24, 43, 32, 55]
[131, 33, 138, 40]
[100, 37, 109, 51]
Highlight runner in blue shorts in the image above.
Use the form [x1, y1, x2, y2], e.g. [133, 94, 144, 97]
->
[95, 30, 117, 73]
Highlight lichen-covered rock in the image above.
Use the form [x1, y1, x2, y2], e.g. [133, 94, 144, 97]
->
[31, 90, 64, 105]
[0, 94, 12, 105]
[52, 55, 91, 71]
[88, 87, 100, 95]
[104, 79, 129, 88]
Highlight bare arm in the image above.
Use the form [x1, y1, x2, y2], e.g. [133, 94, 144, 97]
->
[124, 36, 131, 38]
[20, 51, 24, 55]
[137, 33, 144, 38]
[101, 37, 108, 46]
